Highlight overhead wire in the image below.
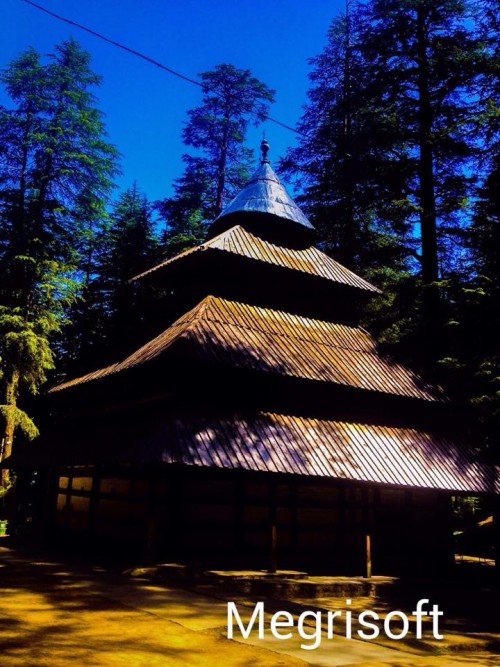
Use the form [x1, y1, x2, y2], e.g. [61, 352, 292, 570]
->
[20, 0, 308, 138]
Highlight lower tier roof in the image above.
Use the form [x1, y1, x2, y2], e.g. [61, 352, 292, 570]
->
[50, 296, 440, 402]
[150, 412, 495, 494]
[6, 412, 496, 494]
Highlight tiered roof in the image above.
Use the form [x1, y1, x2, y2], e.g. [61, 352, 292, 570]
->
[132, 225, 380, 294]
[51, 295, 437, 401]
[137, 413, 495, 493]
[47, 141, 493, 494]
[11, 412, 496, 494]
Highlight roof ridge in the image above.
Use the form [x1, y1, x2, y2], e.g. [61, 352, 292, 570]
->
[130, 226, 247, 282]
[48, 362, 119, 393]
[195, 298, 440, 399]
[49, 295, 439, 402]
[215, 227, 379, 292]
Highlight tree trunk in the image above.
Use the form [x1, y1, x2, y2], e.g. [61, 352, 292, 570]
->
[416, 6, 442, 352]
[1, 370, 20, 488]
[215, 118, 230, 216]
[342, 2, 356, 268]
[215, 145, 228, 217]
[416, 6, 439, 285]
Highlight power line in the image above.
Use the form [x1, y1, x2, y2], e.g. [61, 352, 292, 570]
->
[22, 0, 203, 88]
[21, 0, 307, 138]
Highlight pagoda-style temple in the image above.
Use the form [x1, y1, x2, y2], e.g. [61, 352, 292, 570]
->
[26, 141, 496, 574]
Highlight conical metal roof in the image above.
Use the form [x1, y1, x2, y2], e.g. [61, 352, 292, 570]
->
[208, 141, 315, 244]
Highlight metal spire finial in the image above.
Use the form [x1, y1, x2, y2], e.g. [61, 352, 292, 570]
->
[260, 137, 270, 164]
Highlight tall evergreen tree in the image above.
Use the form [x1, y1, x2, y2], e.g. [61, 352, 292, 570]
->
[285, 1, 484, 369]
[64, 184, 159, 374]
[156, 156, 211, 258]
[0, 39, 118, 484]
[353, 0, 485, 369]
[158, 64, 275, 248]
[100, 184, 158, 355]
[475, 0, 499, 157]
[280, 7, 415, 275]
[183, 64, 275, 217]
[361, 0, 499, 457]
[469, 153, 500, 458]
[357, 0, 482, 284]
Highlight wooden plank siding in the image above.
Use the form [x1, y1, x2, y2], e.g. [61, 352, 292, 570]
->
[53, 465, 453, 574]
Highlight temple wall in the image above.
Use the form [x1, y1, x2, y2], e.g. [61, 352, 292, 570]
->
[53, 465, 453, 575]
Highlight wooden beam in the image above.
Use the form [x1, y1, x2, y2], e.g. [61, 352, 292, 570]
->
[365, 533, 372, 579]
[269, 480, 277, 573]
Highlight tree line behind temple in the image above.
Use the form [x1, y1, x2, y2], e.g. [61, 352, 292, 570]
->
[0, 0, 498, 488]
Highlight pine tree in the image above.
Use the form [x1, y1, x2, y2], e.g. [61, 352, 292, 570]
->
[417, 0, 500, 461]
[357, 0, 482, 284]
[0, 39, 118, 485]
[158, 64, 275, 242]
[283, 1, 489, 380]
[461, 151, 500, 461]
[156, 156, 212, 258]
[102, 184, 158, 351]
[66, 184, 159, 371]
[279, 7, 415, 275]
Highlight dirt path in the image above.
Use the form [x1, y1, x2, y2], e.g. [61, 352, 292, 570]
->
[0, 544, 497, 667]
[0, 544, 306, 667]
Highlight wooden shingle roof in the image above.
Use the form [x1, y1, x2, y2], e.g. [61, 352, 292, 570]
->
[50, 296, 439, 401]
[132, 225, 380, 293]
[8, 411, 495, 494]
[148, 412, 495, 494]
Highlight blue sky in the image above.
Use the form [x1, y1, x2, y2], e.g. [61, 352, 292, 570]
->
[1, 0, 343, 203]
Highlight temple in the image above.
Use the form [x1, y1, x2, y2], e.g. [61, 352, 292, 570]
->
[18, 141, 496, 573]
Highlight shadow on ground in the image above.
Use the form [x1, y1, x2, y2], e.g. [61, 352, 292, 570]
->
[0, 540, 304, 667]
[0, 538, 498, 667]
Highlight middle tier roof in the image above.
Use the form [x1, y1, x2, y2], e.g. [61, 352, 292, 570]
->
[51, 295, 439, 402]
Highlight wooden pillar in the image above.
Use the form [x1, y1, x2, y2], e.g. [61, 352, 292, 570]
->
[166, 468, 183, 562]
[365, 534, 372, 579]
[63, 469, 74, 531]
[145, 473, 157, 566]
[40, 466, 56, 539]
[404, 489, 413, 574]
[494, 494, 500, 585]
[290, 480, 298, 568]
[88, 466, 101, 539]
[234, 474, 245, 565]
[268, 479, 277, 573]
[338, 485, 347, 570]
[371, 486, 381, 572]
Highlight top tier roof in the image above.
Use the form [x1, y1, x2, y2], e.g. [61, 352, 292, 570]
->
[209, 147, 315, 245]
[132, 224, 380, 294]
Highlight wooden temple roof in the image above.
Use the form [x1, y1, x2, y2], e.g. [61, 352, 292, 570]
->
[33, 143, 497, 498]
[132, 225, 380, 293]
[146, 412, 495, 494]
[50, 295, 439, 402]
[7, 411, 496, 494]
